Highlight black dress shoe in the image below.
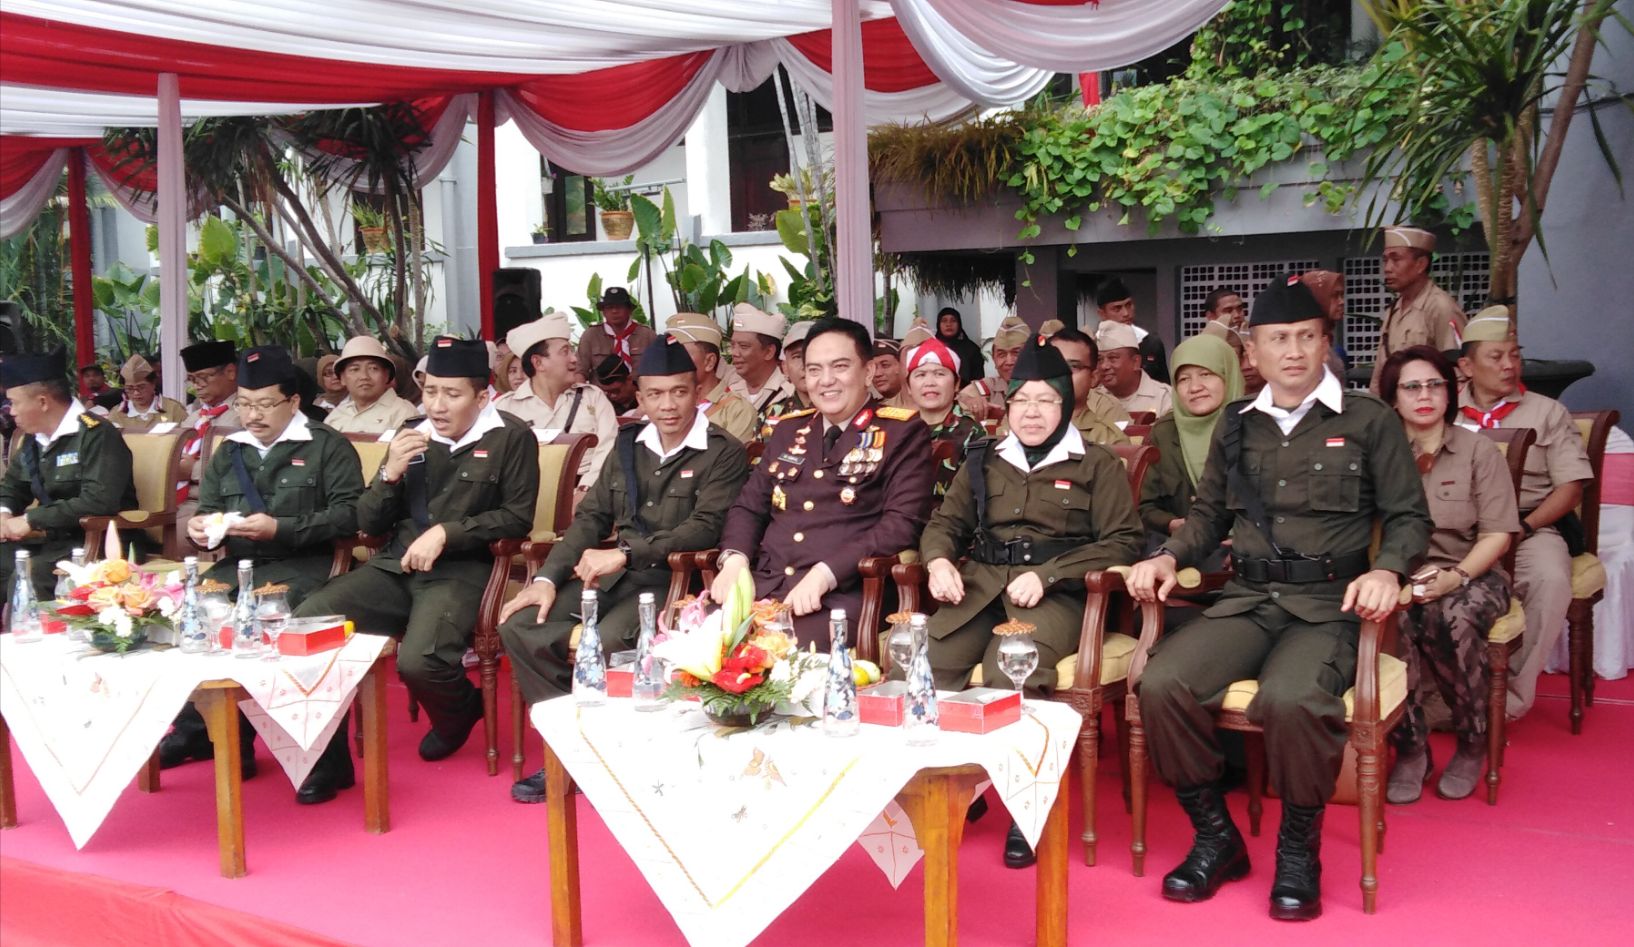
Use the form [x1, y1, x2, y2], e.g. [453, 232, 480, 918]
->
[966, 795, 989, 823]
[1003, 821, 1036, 869]
[240, 754, 258, 781]
[418, 701, 483, 762]
[1268, 803, 1324, 921]
[157, 730, 213, 769]
[1162, 783, 1251, 903]
[512, 769, 547, 804]
[295, 731, 355, 805]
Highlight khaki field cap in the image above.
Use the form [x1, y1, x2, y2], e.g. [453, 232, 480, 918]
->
[901, 317, 934, 349]
[1038, 318, 1067, 338]
[335, 335, 397, 378]
[783, 319, 814, 348]
[1095, 320, 1141, 352]
[666, 312, 723, 348]
[992, 314, 1030, 348]
[1382, 226, 1437, 252]
[119, 354, 156, 385]
[507, 311, 574, 359]
[1462, 305, 1515, 344]
[731, 302, 787, 340]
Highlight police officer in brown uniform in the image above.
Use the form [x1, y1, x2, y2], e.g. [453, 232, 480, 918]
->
[1129, 276, 1431, 920]
[713, 318, 935, 643]
[294, 337, 538, 802]
[498, 338, 750, 803]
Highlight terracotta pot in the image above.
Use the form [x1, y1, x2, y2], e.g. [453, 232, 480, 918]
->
[360, 226, 389, 253]
[600, 210, 634, 240]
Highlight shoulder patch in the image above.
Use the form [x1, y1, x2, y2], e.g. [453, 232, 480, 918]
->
[875, 406, 916, 421]
[773, 408, 815, 422]
[80, 413, 100, 428]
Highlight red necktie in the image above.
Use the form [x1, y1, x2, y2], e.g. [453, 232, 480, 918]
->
[177, 402, 231, 503]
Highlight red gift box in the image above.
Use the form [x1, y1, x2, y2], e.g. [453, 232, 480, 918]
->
[859, 681, 910, 727]
[939, 688, 1022, 734]
[277, 616, 349, 655]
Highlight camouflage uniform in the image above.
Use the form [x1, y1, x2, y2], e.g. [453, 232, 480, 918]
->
[1394, 570, 1510, 753]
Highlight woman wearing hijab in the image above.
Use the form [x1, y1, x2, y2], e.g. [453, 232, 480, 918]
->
[1300, 270, 1349, 377]
[934, 306, 987, 387]
[921, 334, 1144, 869]
[1140, 334, 1244, 570]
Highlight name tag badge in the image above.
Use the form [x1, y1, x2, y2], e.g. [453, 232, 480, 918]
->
[1325, 437, 1346, 447]
[56, 452, 79, 467]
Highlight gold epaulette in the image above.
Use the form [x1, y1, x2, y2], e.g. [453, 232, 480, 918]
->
[875, 406, 916, 421]
[773, 408, 816, 422]
[80, 413, 101, 428]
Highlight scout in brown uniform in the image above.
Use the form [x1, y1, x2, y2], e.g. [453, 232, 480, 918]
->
[498, 339, 751, 802]
[1139, 334, 1244, 568]
[179, 341, 242, 487]
[1381, 346, 1518, 802]
[902, 337, 983, 497]
[958, 315, 1028, 422]
[713, 318, 935, 642]
[494, 312, 619, 493]
[869, 337, 906, 403]
[1096, 321, 1173, 417]
[107, 355, 187, 432]
[779, 320, 815, 413]
[1051, 326, 1132, 440]
[1454, 309, 1593, 718]
[575, 286, 656, 373]
[728, 303, 797, 424]
[1129, 276, 1431, 920]
[294, 337, 538, 801]
[1368, 226, 1468, 391]
[922, 335, 1143, 866]
[665, 312, 758, 443]
[322, 336, 419, 435]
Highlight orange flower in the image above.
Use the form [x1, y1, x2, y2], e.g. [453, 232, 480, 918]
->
[120, 587, 155, 615]
[93, 559, 132, 585]
[86, 585, 124, 611]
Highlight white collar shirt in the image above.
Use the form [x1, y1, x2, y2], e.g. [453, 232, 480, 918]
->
[638, 407, 710, 463]
[226, 409, 313, 457]
[35, 399, 89, 451]
[418, 401, 505, 454]
[1241, 366, 1345, 435]
[995, 424, 1086, 473]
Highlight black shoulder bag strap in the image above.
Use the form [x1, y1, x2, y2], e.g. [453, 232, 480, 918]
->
[562, 387, 584, 433]
[966, 439, 991, 529]
[22, 436, 50, 505]
[1220, 410, 1289, 558]
[226, 442, 270, 515]
[617, 423, 650, 537]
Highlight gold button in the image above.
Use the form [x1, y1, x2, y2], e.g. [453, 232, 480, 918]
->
[793, 532, 805, 542]
[784, 566, 795, 576]
[813, 470, 824, 479]
[803, 501, 815, 511]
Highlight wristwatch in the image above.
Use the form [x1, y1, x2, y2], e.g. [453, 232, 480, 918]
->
[1450, 566, 1472, 588]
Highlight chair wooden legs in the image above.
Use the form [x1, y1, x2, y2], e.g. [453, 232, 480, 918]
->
[512, 668, 527, 782]
[1126, 695, 1148, 877]
[1075, 697, 1100, 867]
[1485, 639, 1511, 805]
[1245, 736, 1266, 837]
[1567, 598, 1594, 733]
[1355, 726, 1383, 915]
[480, 653, 500, 776]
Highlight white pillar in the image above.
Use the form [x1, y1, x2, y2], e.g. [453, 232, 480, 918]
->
[683, 85, 733, 237]
[831, 0, 873, 331]
[156, 73, 186, 402]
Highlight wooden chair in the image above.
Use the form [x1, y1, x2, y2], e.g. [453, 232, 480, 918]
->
[1476, 427, 1534, 803]
[80, 431, 186, 561]
[891, 442, 1158, 866]
[1127, 411, 1158, 427]
[1123, 424, 1151, 444]
[1123, 571, 1411, 913]
[1565, 410, 1618, 733]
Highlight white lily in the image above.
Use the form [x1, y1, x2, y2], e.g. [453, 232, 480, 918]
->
[651, 608, 727, 679]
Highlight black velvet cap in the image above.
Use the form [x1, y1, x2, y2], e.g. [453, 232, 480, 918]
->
[636, 335, 696, 378]
[181, 340, 236, 372]
[1008, 333, 1071, 385]
[593, 355, 632, 383]
[237, 346, 296, 390]
[1095, 277, 1132, 308]
[424, 336, 491, 380]
[0, 349, 67, 387]
[1248, 274, 1328, 327]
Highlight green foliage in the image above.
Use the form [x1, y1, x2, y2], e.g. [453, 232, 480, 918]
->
[1187, 0, 1354, 79]
[0, 188, 74, 353]
[590, 174, 635, 213]
[90, 262, 161, 360]
[623, 187, 770, 323]
[772, 206, 837, 321]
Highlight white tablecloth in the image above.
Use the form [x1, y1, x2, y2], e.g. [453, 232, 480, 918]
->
[0, 633, 388, 848]
[532, 697, 1081, 947]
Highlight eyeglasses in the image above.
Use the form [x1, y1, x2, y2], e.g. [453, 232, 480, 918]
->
[232, 397, 292, 414]
[185, 368, 224, 386]
[1398, 380, 1449, 394]
[1011, 397, 1064, 411]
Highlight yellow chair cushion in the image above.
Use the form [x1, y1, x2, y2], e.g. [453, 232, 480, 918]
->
[1487, 598, 1526, 645]
[968, 632, 1138, 689]
[1571, 553, 1606, 599]
[1220, 653, 1407, 722]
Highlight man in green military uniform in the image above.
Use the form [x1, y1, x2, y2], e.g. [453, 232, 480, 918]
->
[1129, 275, 1430, 920]
[498, 338, 750, 803]
[293, 337, 538, 803]
[1, 351, 136, 601]
[158, 346, 365, 782]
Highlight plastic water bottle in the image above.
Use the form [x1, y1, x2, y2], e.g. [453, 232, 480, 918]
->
[231, 560, 260, 658]
[632, 592, 665, 710]
[823, 609, 860, 737]
[54, 546, 85, 601]
[572, 589, 606, 705]
[176, 556, 208, 653]
[904, 613, 940, 746]
[9, 550, 43, 643]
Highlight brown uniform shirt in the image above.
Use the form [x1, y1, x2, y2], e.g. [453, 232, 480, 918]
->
[1103, 373, 1173, 418]
[324, 388, 419, 436]
[1419, 424, 1520, 571]
[108, 397, 188, 432]
[576, 321, 656, 374]
[1455, 388, 1592, 511]
[1369, 280, 1467, 389]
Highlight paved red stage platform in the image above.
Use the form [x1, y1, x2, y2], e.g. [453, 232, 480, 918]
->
[3, 669, 1631, 946]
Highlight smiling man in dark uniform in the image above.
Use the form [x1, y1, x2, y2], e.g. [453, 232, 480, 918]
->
[1128, 275, 1430, 920]
[1, 350, 135, 600]
[498, 337, 750, 803]
[713, 318, 935, 643]
[293, 336, 538, 803]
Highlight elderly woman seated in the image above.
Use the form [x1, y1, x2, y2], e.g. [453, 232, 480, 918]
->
[920, 334, 1143, 869]
[1380, 345, 1519, 802]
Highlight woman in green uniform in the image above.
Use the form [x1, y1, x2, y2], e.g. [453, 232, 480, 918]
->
[1139, 334, 1243, 570]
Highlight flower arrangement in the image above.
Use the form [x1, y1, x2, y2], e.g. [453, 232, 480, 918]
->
[53, 556, 183, 653]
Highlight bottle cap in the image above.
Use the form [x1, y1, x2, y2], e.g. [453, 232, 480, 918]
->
[582, 589, 597, 601]
[184, 555, 198, 566]
[71, 547, 85, 556]
[238, 559, 254, 569]
[830, 608, 845, 620]
[15, 550, 30, 560]
[639, 592, 655, 604]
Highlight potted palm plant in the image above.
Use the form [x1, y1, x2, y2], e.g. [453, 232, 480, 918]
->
[591, 174, 636, 240]
[351, 203, 389, 254]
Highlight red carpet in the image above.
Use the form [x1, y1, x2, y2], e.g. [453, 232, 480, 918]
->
[2, 670, 1631, 946]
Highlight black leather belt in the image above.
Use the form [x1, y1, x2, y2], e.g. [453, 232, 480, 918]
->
[970, 533, 1091, 566]
[1231, 549, 1371, 584]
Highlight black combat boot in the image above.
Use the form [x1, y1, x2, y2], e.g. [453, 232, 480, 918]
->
[1162, 783, 1250, 902]
[1268, 803, 1324, 921]
[1003, 821, 1035, 869]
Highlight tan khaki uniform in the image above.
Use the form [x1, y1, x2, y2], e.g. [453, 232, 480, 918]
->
[702, 378, 758, 444]
[1420, 425, 1521, 572]
[1455, 388, 1593, 714]
[576, 321, 656, 373]
[323, 388, 419, 437]
[728, 367, 796, 417]
[108, 397, 188, 433]
[1103, 373, 1173, 418]
[493, 382, 619, 488]
[1369, 280, 1467, 389]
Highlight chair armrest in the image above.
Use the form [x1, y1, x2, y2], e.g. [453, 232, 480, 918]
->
[891, 561, 927, 615]
[354, 532, 391, 551]
[1090, 566, 1172, 689]
[329, 538, 355, 578]
[1352, 585, 1413, 725]
[82, 510, 174, 533]
[856, 553, 906, 663]
[521, 539, 558, 565]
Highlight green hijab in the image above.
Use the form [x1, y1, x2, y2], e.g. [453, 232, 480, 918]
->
[1171, 334, 1245, 485]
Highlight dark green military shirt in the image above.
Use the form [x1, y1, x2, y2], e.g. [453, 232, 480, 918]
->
[1138, 416, 1195, 535]
[1165, 388, 1431, 623]
[0, 409, 136, 540]
[538, 416, 750, 589]
[196, 419, 364, 567]
[357, 407, 539, 587]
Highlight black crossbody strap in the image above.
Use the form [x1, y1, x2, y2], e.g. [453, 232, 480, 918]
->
[405, 455, 431, 529]
[226, 442, 269, 514]
[617, 423, 650, 537]
[1221, 411, 1290, 558]
[22, 437, 50, 505]
[562, 387, 584, 433]
[966, 438, 992, 530]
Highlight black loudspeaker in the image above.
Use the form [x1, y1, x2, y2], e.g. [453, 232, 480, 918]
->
[492, 268, 542, 340]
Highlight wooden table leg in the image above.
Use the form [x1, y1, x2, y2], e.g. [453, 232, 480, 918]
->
[0, 713, 16, 829]
[898, 768, 982, 947]
[360, 657, 391, 834]
[1035, 781, 1069, 947]
[544, 738, 582, 947]
[137, 748, 161, 793]
[197, 688, 247, 878]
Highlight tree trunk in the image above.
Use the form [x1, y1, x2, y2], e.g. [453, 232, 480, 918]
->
[1514, 2, 1607, 257]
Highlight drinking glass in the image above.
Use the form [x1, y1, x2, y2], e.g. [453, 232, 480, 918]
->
[996, 631, 1039, 707]
[200, 590, 232, 653]
[886, 614, 915, 678]
[256, 590, 291, 660]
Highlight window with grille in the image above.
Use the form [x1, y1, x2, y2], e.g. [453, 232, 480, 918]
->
[1342, 252, 1490, 358]
[1178, 260, 1320, 338]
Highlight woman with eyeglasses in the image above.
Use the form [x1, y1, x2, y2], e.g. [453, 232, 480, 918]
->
[1379, 345, 1519, 803]
[1139, 334, 1243, 570]
[921, 334, 1143, 868]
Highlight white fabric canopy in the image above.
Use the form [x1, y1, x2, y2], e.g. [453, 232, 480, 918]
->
[0, 145, 64, 238]
[907, 0, 1233, 73]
